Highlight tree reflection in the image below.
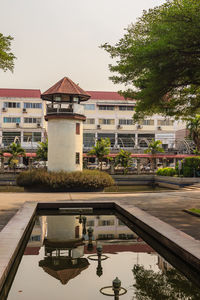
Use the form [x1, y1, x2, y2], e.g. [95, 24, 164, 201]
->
[132, 265, 200, 300]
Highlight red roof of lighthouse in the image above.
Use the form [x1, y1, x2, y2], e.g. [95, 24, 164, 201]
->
[41, 77, 90, 101]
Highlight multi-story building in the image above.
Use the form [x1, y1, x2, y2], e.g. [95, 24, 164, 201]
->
[0, 89, 46, 151]
[83, 91, 186, 152]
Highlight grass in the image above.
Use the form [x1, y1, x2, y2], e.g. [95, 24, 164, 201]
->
[188, 208, 200, 214]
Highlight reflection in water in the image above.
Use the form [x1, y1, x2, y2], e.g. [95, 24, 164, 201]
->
[7, 214, 200, 300]
[132, 262, 200, 300]
[39, 216, 89, 285]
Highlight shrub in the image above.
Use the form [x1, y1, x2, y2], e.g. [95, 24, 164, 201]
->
[182, 157, 200, 177]
[156, 167, 176, 177]
[17, 169, 114, 192]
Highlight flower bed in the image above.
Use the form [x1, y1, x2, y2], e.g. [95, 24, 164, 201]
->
[17, 169, 114, 192]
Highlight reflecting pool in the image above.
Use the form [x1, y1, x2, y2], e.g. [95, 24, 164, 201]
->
[6, 213, 200, 300]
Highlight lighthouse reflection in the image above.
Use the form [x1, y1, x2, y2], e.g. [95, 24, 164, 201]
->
[39, 216, 89, 285]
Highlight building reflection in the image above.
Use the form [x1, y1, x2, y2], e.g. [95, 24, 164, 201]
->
[33, 215, 156, 285]
[24, 216, 47, 255]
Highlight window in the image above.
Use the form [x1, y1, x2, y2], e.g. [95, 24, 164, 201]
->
[140, 120, 154, 126]
[87, 220, 94, 226]
[30, 235, 40, 242]
[84, 104, 95, 110]
[118, 134, 135, 148]
[118, 220, 125, 226]
[98, 234, 114, 240]
[2, 132, 21, 146]
[119, 106, 134, 111]
[119, 234, 134, 239]
[99, 119, 115, 125]
[3, 117, 20, 123]
[98, 219, 115, 226]
[85, 118, 95, 124]
[76, 152, 80, 164]
[119, 119, 133, 125]
[4, 102, 20, 108]
[24, 118, 41, 124]
[76, 123, 80, 135]
[23, 132, 41, 142]
[83, 133, 95, 148]
[99, 105, 115, 110]
[157, 119, 174, 126]
[24, 103, 42, 109]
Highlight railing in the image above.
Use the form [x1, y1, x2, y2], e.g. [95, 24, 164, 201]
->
[46, 103, 84, 115]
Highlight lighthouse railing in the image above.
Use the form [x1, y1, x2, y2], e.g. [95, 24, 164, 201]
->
[46, 103, 84, 115]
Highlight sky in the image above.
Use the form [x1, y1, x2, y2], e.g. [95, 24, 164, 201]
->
[0, 0, 165, 93]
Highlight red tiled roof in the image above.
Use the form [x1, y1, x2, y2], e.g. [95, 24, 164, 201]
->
[0, 89, 41, 98]
[42, 77, 90, 99]
[87, 91, 128, 101]
[24, 247, 40, 255]
[84, 243, 154, 254]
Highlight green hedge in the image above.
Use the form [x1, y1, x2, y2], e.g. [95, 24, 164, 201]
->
[156, 167, 176, 177]
[16, 169, 114, 192]
[181, 157, 200, 177]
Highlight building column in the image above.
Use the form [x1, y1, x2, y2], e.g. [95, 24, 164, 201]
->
[115, 132, 118, 147]
[135, 133, 138, 147]
[95, 132, 98, 145]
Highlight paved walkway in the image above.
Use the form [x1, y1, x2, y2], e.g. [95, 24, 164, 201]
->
[0, 190, 200, 239]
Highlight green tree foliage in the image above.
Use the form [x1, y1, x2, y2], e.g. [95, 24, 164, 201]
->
[186, 115, 200, 151]
[36, 139, 48, 162]
[6, 143, 26, 172]
[115, 149, 132, 174]
[132, 264, 200, 300]
[145, 140, 164, 172]
[145, 140, 164, 155]
[88, 138, 110, 170]
[102, 0, 200, 120]
[0, 33, 15, 72]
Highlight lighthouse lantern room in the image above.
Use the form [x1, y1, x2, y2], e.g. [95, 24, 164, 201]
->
[41, 77, 90, 172]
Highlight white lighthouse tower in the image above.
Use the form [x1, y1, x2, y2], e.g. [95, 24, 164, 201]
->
[41, 77, 90, 172]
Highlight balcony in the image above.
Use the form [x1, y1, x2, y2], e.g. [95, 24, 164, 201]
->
[46, 103, 84, 116]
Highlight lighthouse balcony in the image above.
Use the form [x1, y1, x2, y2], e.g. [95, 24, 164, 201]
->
[46, 103, 84, 116]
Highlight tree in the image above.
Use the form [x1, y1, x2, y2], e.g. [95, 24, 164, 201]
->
[88, 138, 110, 171]
[132, 264, 200, 300]
[36, 139, 48, 162]
[144, 140, 164, 172]
[186, 115, 200, 151]
[115, 149, 132, 175]
[0, 33, 15, 72]
[6, 143, 25, 173]
[102, 0, 200, 121]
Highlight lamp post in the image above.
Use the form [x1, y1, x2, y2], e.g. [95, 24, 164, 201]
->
[87, 227, 94, 251]
[112, 277, 121, 300]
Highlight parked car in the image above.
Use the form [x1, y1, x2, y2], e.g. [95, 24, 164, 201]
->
[16, 163, 28, 170]
[87, 163, 99, 170]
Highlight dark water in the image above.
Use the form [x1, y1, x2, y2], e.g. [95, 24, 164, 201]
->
[104, 185, 170, 193]
[7, 214, 200, 300]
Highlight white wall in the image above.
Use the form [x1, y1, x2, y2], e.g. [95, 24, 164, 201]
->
[48, 118, 83, 172]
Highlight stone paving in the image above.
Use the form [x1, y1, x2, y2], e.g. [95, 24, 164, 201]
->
[0, 190, 200, 239]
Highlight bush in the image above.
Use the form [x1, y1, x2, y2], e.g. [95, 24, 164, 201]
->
[17, 169, 114, 192]
[156, 167, 176, 177]
[182, 157, 200, 177]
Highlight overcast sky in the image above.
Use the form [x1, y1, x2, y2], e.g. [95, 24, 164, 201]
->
[0, 0, 165, 92]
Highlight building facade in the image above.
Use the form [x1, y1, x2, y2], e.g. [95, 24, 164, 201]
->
[83, 91, 186, 152]
[0, 89, 46, 151]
